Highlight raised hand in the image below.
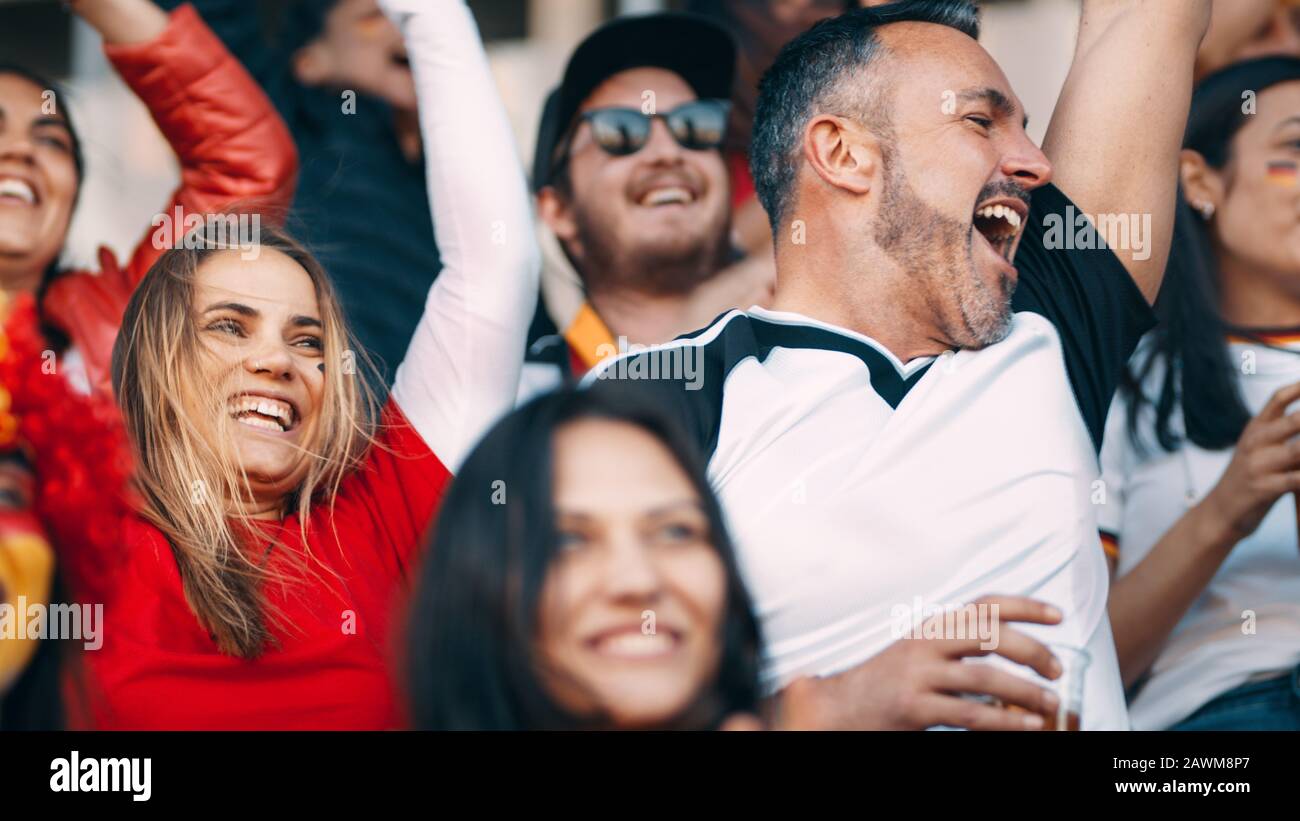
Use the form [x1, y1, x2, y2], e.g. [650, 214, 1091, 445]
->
[1201, 381, 1300, 542]
[65, 0, 168, 45]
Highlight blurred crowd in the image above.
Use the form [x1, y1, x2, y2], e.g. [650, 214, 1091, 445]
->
[1, 0, 1299, 731]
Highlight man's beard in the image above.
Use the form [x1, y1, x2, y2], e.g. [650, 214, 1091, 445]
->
[569, 196, 731, 298]
[872, 151, 1015, 348]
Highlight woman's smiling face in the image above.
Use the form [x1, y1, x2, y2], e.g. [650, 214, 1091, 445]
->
[536, 418, 728, 728]
[1210, 82, 1300, 285]
[0, 73, 78, 294]
[192, 249, 326, 515]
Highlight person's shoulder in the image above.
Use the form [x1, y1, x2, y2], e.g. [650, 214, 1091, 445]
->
[580, 311, 756, 453]
[677, 308, 753, 342]
[1020, 182, 1144, 277]
[1013, 182, 1156, 353]
[582, 309, 753, 388]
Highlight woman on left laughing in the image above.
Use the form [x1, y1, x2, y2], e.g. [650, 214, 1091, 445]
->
[0, 0, 539, 729]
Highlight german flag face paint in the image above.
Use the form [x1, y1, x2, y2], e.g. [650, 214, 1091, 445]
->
[1267, 159, 1299, 187]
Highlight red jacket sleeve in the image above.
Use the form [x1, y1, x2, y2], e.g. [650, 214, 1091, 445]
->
[110, 2, 298, 284]
[41, 3, 298, 396]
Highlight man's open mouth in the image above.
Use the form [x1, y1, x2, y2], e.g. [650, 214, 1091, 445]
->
[228, 394, 297, 434]
[972, 198, 1028, 263]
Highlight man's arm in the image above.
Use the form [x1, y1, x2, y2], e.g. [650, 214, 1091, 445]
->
[383, 0, 540, 472]
[1197, 0, 1292, 79]
[67, 0, 166, 43]
[71, 0, 298, 284]
[1041, 0, 1211, 303]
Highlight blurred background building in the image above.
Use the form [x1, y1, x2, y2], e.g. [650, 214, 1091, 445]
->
[0, 0, 1078, 269]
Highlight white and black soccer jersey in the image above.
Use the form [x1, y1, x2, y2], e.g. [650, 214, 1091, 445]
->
[583, 183, 1153, 730]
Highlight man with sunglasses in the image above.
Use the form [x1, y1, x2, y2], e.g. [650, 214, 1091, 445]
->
[587, 0, 1211, 729]
[520, 13, 775, 401]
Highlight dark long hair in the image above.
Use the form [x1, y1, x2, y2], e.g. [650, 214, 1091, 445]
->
[0, 64, 85, 353]
[405, 385, 763, 730]
[1121, 57, 1300, 453]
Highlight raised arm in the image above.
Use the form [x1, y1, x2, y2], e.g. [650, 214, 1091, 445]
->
[1041, 0, 1211, 302]
[1197, 0, 1291, 79]
[68, 0, 298, 284]
[384, 0, 541, 471]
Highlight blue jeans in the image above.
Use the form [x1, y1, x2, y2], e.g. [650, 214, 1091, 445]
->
[1170, 664, 1300, 731]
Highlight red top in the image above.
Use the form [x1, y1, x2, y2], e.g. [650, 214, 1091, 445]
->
[2, 296, 448, 730]
[74, 405, 448, 730]
[41, 4, 297, 397]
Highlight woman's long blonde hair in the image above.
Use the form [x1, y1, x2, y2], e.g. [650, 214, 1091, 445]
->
[111, 225, 380, 658]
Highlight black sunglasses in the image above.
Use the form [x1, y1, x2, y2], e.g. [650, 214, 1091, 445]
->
[552, 99, 731, 177]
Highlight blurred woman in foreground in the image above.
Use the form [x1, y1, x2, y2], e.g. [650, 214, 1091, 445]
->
[406, 387, 764, 730]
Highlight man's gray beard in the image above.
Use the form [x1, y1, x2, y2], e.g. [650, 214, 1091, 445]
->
[872, 154, 1013, 348]
[570, 199, 731, 298]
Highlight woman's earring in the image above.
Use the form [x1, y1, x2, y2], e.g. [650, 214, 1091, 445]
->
[1199, 201, 1216, 220]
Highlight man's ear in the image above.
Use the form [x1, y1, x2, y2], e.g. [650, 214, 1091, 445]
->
[802, 114, 882, 198]
[293, 43, 332, 88]
[538, 186, 583, 257]
[1179, 148, 1224, 215]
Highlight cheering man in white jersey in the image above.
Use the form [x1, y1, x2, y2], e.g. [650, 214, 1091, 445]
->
[586, 0, 1211, 729]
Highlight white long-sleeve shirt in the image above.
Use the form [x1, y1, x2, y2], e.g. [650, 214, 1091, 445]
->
[383, 0, 541, 471]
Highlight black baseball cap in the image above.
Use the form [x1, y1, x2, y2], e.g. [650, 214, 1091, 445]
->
[531, 12, 737, 193]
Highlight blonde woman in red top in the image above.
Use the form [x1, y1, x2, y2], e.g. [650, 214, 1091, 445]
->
[0, 0, 538, 729]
